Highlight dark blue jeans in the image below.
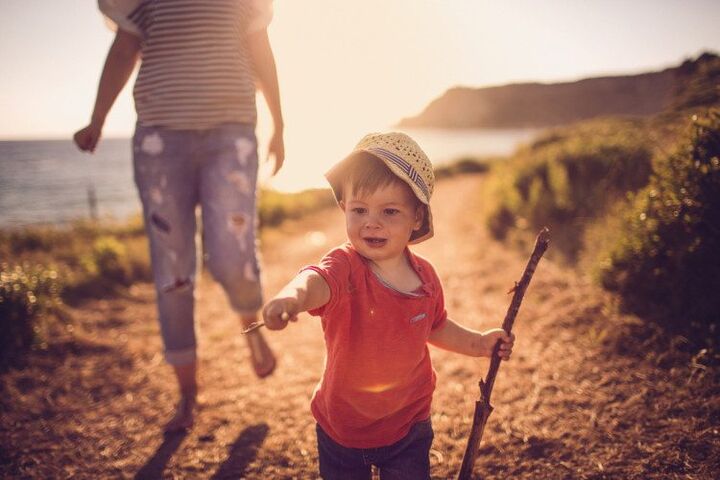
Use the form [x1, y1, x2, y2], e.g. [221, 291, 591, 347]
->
[316, 419, 434, 480]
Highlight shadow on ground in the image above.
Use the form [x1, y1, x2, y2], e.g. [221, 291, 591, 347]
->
[210, 424, 270, 479]
[134, 431, 189, 480]
[133, 424, 269, 479]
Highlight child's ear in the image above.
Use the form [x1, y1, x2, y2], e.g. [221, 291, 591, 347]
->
[339, 200, 346, 211]
[414, 205, 425, 230]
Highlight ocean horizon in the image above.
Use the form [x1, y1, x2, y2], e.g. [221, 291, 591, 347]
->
[0, 127, 540, 228]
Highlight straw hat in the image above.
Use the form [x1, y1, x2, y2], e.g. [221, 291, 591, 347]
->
[326, 132, 435, 244]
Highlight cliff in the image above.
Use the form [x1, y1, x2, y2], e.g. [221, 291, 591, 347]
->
[398, 52, 719, 128]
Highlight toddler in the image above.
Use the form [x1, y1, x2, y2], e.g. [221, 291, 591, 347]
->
[262, 132, 514, 479]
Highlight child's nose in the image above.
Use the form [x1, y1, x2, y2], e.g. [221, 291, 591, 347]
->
[363, 212, 382, 229]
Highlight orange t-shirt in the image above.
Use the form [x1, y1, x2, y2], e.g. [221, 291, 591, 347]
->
[304, 243, 448, 448]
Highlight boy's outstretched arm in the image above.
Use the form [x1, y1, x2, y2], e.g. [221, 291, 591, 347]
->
[428, 319, 514, 360]
[262, 270, 330, 330]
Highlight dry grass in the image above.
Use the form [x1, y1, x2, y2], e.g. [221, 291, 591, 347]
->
[1, 174, 718, 479]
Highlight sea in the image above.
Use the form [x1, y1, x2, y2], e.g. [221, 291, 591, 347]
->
[0, 127, 540, 229]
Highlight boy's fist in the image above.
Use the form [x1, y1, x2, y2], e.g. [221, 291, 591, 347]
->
[482, 328, 515, 360]
[262, 298, 300, 330]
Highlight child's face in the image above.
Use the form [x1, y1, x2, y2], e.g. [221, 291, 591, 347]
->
[340, 180, 423, 264]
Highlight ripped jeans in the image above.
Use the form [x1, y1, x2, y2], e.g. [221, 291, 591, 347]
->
[133, 123, 262, 365]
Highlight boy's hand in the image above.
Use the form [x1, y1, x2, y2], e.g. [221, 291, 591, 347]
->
[482, 328, 515, 360]
[262, 297, 300, 330]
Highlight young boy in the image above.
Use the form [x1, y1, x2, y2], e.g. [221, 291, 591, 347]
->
[262, 132, 514, 479]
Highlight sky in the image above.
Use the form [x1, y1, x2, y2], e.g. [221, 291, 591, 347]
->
[0, 0, 719, 188]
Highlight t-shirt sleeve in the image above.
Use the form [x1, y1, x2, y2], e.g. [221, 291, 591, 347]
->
[98, 0, 144, 38]
[245, 0, 274, 34]
[301, 248, 352, 317]
[431, 287, 448, 330]
[425, 261, 448, 330]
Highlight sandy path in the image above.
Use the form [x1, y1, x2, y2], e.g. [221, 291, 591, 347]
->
[1, 174, 717, 479]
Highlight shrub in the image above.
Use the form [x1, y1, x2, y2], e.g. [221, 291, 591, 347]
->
[124, 238, 152, 283]
[11, 229, 53, 252]
[258, 188, 335, 228]
[673, 52, 720, 111]
[89, 236, 131, 285]
[486, 119, 654, 257]
[599, 110, 720, 334]
[434, 157, 492, 179]
[0, 263, 61, 353]
[0, 219, 151, 359]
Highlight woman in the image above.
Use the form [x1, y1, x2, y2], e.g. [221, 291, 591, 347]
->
[74, 0, 284, 432]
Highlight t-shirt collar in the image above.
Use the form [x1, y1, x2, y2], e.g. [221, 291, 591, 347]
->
[346, 242, 435, 296]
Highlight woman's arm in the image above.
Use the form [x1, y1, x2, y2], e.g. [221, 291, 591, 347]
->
[74, 29, 141, 152]
[246, 28, 285, 174]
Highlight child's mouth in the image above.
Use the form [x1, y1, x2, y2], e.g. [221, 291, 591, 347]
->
[363, 237, 387, 248]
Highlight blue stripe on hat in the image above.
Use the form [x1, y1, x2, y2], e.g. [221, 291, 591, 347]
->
[366, 147, 430, 200]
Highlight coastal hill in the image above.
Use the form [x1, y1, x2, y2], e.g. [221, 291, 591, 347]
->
[398, 52, 719, 128]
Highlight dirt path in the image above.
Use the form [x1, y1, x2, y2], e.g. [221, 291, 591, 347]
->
[1, 174, 718, 479]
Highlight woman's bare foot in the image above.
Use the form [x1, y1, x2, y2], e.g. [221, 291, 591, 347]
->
[245, 329, 276, 378]
[164, 394, 196, 433]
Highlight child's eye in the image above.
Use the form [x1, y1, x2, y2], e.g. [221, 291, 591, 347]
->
[351, 207, 367, 214]
[384, 208, 400, 216]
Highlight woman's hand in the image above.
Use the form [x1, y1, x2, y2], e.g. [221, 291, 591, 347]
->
[73, 122, 104, 153]
[267, 127, 285, 175]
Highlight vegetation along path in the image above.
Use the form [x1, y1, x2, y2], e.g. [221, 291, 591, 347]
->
[1, 174, 718, 479]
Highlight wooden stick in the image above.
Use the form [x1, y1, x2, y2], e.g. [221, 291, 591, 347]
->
[241, 312, 289, 334]
[457, 227, 550, 480]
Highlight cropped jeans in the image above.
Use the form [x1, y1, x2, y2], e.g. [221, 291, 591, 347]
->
[133, 123, 262, 365]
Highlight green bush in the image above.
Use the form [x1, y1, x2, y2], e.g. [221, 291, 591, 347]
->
[0, 220, 150, 359]
[78, 236, 133, 287]
[486, 119, 654, 257]
[0, 263, 61, 352]
[258, 188, 335, 228]
[1, 227, 63, 254]
[599, 110, 720, 332]
[434, 157, 492, 179]
[673, 53, 720, 111]
[94, 236, 131, 284]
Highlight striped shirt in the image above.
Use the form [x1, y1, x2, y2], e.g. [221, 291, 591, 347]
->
[99, 0, 273, 130]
